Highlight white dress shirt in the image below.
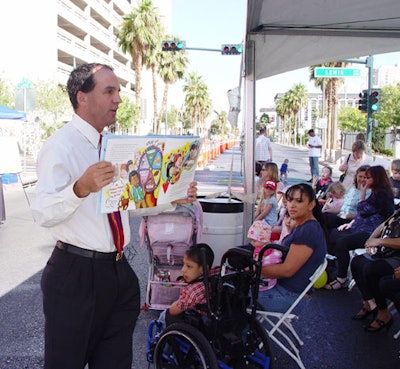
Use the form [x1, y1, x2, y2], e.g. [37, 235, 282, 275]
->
[31, 114, 130, 252]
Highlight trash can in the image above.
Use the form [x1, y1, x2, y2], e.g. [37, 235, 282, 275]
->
[198, 197, 244, 266]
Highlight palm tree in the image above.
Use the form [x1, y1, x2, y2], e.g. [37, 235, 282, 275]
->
[183, 72, 211, 136]
[286, 84, 308, 145]
[157, 38, 189, 134]
[142, 23, 165, 133]
[309, 62, 348, 156]
[275, 94, 292, 145]
[117, 0, 162, 116]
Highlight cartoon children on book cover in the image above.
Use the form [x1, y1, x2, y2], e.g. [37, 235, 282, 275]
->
[98, 136, 202, 214]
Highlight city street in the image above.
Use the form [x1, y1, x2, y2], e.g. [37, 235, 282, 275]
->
[0, 142, 399, 369]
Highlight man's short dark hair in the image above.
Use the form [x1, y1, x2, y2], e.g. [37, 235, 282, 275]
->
[67, 63, 113, 110]
[259, 128, 265, 134]
[308, 129, 314, 134]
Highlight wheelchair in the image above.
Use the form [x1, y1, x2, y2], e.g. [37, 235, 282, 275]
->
[146, 246, 275, 369]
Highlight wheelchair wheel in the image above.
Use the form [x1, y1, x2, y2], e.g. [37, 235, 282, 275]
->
[153, 322, 219, 369]
[242, 319, 274, 369]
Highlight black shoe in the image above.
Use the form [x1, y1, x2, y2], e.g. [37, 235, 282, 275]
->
[352, 307, 378, 321]
[364, 318, 393, 332]
[307, 178, 313, 183]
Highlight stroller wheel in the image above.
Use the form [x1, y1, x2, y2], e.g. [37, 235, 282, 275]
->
[153, 322, 218, 369]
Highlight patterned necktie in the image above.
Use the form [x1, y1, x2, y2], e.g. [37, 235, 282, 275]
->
[99, 134, 125, 259]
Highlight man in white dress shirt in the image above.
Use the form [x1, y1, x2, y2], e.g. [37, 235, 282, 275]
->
[31, 63, 197, 369]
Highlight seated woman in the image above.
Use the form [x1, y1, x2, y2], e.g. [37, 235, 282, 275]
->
[257, 183, 327, 313]
[324, 165, 370, 230]
[325, 165, 394, 290]
[350, 210, 400, 332]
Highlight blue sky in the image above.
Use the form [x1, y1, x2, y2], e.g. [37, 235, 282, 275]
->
[170, 0, 400, 119]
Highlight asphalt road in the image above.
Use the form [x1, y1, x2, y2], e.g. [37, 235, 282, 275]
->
[0, 142, 399, 369]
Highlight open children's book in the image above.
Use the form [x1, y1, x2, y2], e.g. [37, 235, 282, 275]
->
[97, 135, 203, 215]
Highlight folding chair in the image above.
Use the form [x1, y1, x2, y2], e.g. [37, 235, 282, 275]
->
[254, 258, 328, 369]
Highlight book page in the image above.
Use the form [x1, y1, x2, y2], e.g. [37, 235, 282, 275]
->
[97, 135, 203, 215]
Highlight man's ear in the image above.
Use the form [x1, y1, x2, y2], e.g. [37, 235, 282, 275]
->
[77, 91, 87, 107]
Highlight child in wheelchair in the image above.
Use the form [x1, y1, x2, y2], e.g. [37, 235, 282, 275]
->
[156, 243, 218, 328]
[147, 245, 275, 369]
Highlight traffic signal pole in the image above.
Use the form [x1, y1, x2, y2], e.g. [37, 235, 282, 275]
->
[366, 56, 374, 154]
[340, 55, 374, 154]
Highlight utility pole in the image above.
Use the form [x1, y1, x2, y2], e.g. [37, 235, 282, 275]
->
[340, 55, 374, 154]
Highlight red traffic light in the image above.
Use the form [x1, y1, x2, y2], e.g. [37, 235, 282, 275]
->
[221, 44, 243, 55]
[162, 40, 186, 51]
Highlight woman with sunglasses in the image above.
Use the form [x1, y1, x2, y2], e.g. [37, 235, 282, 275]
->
[325, 165, 394, 290]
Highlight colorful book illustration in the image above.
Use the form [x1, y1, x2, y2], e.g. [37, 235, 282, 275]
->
[97, 135, 203, 215]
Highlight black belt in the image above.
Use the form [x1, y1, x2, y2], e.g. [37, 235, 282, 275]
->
[56, 241, 120, 260]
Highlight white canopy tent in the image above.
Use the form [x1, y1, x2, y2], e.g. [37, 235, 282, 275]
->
[241, 0, 400, 233]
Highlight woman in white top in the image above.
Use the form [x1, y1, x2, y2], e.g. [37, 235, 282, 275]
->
[339, 140, 373, 192]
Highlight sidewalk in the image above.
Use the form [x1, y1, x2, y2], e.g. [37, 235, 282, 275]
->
[1, 141, 399, 369]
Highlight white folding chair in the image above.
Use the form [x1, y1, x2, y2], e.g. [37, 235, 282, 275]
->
[254, 258, 328, 369]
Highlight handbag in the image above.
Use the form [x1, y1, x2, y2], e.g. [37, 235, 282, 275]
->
[373, 210, 400, 258]
[339, 154, 351, 183]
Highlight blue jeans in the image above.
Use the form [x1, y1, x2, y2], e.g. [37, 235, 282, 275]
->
[309, 156, 319, 177]
[257, 283, 309, 314]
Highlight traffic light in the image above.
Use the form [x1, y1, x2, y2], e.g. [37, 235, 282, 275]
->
[358, 91, 368, 113]
[162, 40, 186, 51]
[369, 89, 381, 113]
[221, 44, 243, 55]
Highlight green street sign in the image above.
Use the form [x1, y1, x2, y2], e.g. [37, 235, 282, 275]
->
[314, 67, 361, 78]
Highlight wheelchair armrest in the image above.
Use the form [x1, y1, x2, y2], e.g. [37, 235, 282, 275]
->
[258, 243, 289, 262]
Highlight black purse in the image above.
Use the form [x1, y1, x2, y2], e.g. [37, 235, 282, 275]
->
[373, 210, 400, 258]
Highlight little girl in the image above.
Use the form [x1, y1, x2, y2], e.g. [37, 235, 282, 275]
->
[313, 165, 333, 201]
[254, 180, 278, 226]
[322, 181, 346, 214]
[247, 220, 282, 290]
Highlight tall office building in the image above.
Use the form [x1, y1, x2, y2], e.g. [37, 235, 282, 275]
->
[0, 0, 171, 132]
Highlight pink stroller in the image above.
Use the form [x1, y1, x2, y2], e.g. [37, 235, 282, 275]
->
[139, 202, 203, 310]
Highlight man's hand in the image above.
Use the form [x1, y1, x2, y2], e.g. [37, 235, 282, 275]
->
[73, 161, 115, 198]
[173, 181, 198, 205]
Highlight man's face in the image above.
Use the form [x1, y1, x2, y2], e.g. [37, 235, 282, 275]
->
[77, 67, 122, 132]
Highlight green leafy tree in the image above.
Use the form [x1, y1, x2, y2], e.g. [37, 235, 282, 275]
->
[0, 74, 14, 107]
[116, 95, 139, 134]
[259, 113, 270, 127]
[372, 84, 400, 153]
[338, 106, 366, 132]
[35, 81, 71, 138]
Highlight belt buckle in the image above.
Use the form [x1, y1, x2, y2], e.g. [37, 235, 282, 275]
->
[116, 252, 123, 261]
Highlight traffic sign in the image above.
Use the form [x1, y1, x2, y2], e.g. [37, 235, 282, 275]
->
[314, 67, 361, 78]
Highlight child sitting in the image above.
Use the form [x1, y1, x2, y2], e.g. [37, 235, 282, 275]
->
[254, 180, 278, 226]
[157, 243, 217, 327]
[313, 165, 333, 201]
[322, 181, 346, 214]
[247, 220, 283, 290]
[390, 159, 400, 199]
